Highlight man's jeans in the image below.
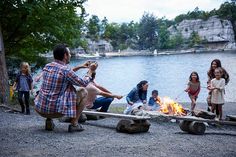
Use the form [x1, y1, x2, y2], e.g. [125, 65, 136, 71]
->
[90, 97, 114, 112]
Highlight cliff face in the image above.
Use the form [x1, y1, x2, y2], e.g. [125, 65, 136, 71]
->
[168, 16, 236, 49]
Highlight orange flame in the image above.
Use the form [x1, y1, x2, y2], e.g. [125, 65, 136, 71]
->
[158, 97, 186, 116]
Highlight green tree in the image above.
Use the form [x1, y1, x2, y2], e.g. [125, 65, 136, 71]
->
[168, 32, 184, 49]
[126, 21, 139, 49]
[103, 21, 139, 50]
[138, 13, 158, 50]
[216, 1, 236, 40]
[87, 15, 100, 41]
[189, 31, 201, 47]
[0, 0, 86, 104]
[157, 25, 170, 49]
[103, 23, 120, 49]
[100, 17, 108, 38]
[0, 0, 86, 61]
[174, 7, 210, 23]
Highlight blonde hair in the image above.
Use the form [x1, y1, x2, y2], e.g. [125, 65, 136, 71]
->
[20, 62, 31, 75]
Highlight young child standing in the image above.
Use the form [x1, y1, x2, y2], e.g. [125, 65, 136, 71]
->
[13, 62, 33, 115]
[148, 90, 161, 111]
[185, 71, 200, 115]
[210, 68, 225, 120]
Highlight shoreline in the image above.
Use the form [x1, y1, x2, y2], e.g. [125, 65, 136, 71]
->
[42, 48, 236, 59]
[105, 48, 236, 57]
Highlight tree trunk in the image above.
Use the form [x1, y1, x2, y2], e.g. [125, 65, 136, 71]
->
[0, 25, 9, 104]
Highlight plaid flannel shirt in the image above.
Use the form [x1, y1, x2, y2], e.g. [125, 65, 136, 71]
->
[34, 60, 89, 118]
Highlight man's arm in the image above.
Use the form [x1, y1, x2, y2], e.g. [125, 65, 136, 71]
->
[73, 61, 90, 72]
[66, 70, 89, 87]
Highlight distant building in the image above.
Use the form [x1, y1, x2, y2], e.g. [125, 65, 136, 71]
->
[87, 39, 113, 53]
[71, 46, 85, 56]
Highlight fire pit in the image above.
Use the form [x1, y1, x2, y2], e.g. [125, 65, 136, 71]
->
[158, 97, 187, 116]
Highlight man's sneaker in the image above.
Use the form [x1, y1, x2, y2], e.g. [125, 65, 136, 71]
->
[68, 124, 84, 132]
[45, 118, 55, 131]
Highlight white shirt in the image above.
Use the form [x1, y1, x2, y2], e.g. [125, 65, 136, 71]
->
[211, 78, 225, 104]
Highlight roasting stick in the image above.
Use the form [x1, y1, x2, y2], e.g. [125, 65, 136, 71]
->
[175, 85, 208, 99]
[174, 91, 185, 101]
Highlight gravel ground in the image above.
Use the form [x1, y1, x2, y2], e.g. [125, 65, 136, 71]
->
[0, 102, 236, 157]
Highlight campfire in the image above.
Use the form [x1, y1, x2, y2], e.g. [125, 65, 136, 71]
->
[158, 97, 187, 116]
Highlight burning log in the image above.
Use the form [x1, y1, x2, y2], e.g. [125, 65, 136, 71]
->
[193, 109, 216, 119]
[158, 97, 187, 116]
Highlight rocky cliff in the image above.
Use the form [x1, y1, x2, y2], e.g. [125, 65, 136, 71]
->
[168, 16, 236, 49]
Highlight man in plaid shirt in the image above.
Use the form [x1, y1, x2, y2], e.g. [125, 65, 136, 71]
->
[35, 44, 90, 132]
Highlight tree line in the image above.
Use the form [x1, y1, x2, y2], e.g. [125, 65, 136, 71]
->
[84, 1, 236, 51]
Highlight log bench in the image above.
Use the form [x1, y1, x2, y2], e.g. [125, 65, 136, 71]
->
[146, 111, 236, 135]
[173, 115, 236, 135]
[82, 111, 151, 134]
[226, 115, 236, 121]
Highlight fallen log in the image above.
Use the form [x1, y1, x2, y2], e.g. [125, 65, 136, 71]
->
[179, 120, 206, 135]
[179, 120, 192, 132]
[116, 119, 151, 134]
[82, 111, 151, 134]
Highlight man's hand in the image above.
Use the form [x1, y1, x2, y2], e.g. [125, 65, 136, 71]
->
[73, 61, 91, 71]
[83, 61, 92, 68]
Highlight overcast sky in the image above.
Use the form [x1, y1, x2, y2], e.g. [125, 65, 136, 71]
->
[83, 0, 227, 23]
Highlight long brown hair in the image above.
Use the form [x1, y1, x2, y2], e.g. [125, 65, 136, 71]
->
[189, 71, 200, 82]
[137, 80, 148, 100]
[207, 59, 221, 79]
[207, 59, 229, 84]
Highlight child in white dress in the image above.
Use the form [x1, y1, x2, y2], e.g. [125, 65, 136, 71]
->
[210, 68, 225, 120]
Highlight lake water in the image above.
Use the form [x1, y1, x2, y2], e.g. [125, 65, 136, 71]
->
[68, 51, 236, 103]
